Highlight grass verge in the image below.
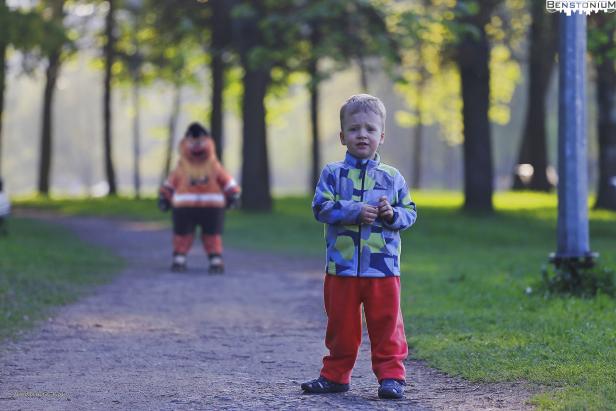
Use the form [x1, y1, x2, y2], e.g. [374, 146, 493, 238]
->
[0, 218, 123, 341]
[14, 192, 616, 410]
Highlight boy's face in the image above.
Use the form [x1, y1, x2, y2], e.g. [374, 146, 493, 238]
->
[340, 110, 384, 160]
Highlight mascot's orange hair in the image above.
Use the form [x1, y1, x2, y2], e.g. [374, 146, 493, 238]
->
[177, 133, 222, 182]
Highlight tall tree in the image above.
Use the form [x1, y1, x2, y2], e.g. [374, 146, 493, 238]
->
[37, 0, 69, 196]
[117, 0, 147, 199]
[0, 0, 7, 178]
[1, 3, 63, 181]
[393, 0, 523, 193]
[143, 0, 211, 181]
[589, 15, 616, 211]
[151, 0, 234, 163]
[234, 1, 272, 211]
[511, 0, 557, 191]
[103, 0, 117, 195]
[209, 0, 233, 161]
[453, 0, 503, 212]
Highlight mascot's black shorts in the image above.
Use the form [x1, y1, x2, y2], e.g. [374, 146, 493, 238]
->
[172, 207, 224, 235]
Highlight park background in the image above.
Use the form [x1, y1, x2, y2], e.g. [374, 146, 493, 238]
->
[1, 0, 616, 410]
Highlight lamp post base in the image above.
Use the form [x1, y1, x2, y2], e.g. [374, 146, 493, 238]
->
[549, 252, 599, 269]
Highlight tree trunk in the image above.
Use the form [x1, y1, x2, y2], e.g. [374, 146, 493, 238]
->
[0, 26, 6, 178]
[131, 80, 141, 199]
[210, 0, 227, 162]
[103, 0, 117, 196]
[358, 56, 369, 92]
[308, 57, 321, 191]
[411, 74, 426, 189]
[38, 49, 61, 196]
[237, 3, 272, 211]
[594, 28, 616, 210]
[512, 3, 557, 191]
[240, 67, 271, 211]
[161, 82, 181, 185]
[457, 25, 493, 212]
[411, 122, 423, 190]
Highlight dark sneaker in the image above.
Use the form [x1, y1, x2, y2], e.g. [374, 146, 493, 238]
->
[301, 376, 349, 394]
[171, 254, 187, 272]
[378, 379, 405, 399]
[208, 255, 224, 275]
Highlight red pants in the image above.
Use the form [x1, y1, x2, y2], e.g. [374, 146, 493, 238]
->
[320, 275, 408, 384]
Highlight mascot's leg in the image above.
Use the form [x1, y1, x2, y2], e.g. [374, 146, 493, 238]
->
[199, 207, 225, 274]
[172, 234, 194, 272]
[202, 234, 224, 274]
[171, 207, 196, 272]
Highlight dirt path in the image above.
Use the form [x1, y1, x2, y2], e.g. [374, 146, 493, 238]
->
[0, 215, 538, 410]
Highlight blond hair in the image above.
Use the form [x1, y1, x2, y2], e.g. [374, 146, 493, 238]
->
[339, 94, 386, 131]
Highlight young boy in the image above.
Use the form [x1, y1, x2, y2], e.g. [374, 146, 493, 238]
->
[302, 94, 417, 399]
[158, 122, 240, 273]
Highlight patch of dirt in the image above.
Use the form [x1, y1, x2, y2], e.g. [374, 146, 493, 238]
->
[0, 214, 540, 410]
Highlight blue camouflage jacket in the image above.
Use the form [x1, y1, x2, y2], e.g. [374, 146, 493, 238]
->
[312, 152, 417, 277]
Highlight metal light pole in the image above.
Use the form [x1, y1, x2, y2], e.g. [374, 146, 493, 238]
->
[551, 12, 597, 268]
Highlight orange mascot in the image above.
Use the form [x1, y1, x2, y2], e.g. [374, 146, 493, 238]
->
[158, 123, 240, 273]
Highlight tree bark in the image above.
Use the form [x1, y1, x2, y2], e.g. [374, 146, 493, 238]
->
[0, 25, 6, 178]
[411, 122, 423, 190]
[457, 25, 493, 212]
[103, 0, 117, 196]
[236, 2, 272, 211]
[411, 74, 426, 189]
[594, 27, 616, 210]
[512, 3, 557, 191]
[210, 0, 229, 162]
[308, 57, 321, 191]
[358, 56, 369, 92]
[240, 67, 272, 211]
[131, 80, 141, 199]
[161, 82, 181, 185]
[38, 49, 61, 196]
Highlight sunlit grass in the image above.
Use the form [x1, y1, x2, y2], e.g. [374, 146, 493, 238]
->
[13, 191, 616, 409]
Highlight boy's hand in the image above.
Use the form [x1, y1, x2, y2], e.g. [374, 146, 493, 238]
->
[378, 196, 394, 223]
[360, 204, 378, 225]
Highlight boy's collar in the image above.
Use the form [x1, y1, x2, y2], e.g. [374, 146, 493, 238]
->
[344, 151, 380, 169]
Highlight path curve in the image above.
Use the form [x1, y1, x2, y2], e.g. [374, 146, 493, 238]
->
[0, 214, 538, 410]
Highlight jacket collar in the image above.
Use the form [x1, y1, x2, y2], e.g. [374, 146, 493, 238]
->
[344, 151, 381, 169]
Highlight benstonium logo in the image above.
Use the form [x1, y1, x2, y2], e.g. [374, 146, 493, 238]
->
[546, 0, 616, 15]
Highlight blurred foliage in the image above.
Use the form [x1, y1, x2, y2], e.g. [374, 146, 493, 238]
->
[391, 0, 526, 146]
[588, 12, 616, 64]
[1, 0, 73, 69]
[109, 0, 206, 89]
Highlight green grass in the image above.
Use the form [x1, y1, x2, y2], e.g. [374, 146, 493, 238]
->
[14, 192, 616, 410]
[0, 218, 123, 341]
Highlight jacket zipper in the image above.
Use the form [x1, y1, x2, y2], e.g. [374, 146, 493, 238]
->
[357, 163, 367, 276]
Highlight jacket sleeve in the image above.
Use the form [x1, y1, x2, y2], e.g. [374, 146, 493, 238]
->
[381, 172, 417, 231]
[312, 165, 363, 225]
